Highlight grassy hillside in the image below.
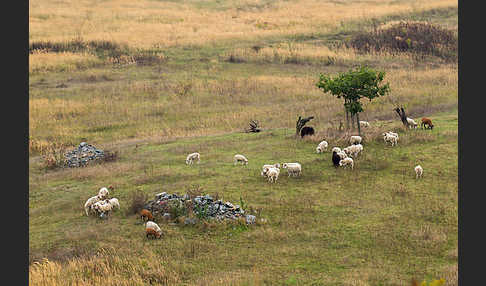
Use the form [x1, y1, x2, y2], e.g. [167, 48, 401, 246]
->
[29, 0, 457, 284]
[29, 111, 457, 285]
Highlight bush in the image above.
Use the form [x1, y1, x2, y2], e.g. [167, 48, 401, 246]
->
[127, 190, 148, 216]
[348, 21, 457, 61]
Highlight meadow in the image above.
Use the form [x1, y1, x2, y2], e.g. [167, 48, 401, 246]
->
[29, 0, 458, 285]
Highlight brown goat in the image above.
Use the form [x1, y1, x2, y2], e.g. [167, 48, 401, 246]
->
[421, 117, 434, 129]
[140, 209, 153, 222]
[146, 228, 161, 239]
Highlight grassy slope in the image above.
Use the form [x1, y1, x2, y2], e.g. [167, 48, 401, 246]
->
[29, 110, 457, 285]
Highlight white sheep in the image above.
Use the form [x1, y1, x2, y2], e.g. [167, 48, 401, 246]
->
[343, 144, 363, 158]
[265, 167, 280, 183]
[145, 221, 163, 239]
[339, 157, 354, 169]
[331, 147, 342, 153]
[84, 195, 102, 216]
[234, 154, 248, 165]
[383, 133, 398, 146]
[406, 117, 418, 129]
[414, 165, 423, 179]
[350, 135, 362, 145]
[186, 152, 200, 165]
[359, 121, 370, 128]
[316, 140, 329, 153]
[107, 198, 120, 210]
[261, 163, 280, 177]
[383, 131, 399, 138]
[282, 163, 302, 177]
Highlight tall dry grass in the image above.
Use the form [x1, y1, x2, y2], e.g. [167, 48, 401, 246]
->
[29, 0, 457, 48]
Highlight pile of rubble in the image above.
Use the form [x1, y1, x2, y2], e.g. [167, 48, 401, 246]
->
[143, 192, 256, 224]
[64, 142, 105, 168]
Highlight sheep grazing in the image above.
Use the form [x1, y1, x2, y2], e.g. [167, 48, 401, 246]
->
[332, 151, 341, 168]
[300, 126, 315, 138]
[331, 147, 342, 153]
[383, 133, 398, 146]
[343, 144, 363, 158]
[382, 132, 399, 146]
[421, 117, 434, 129]
[145, 221, 163, 239]
[406, 117, 418, 129]
[140, 209, 154, 222]
[234, 154, 249, 166]
[261, 163, 280, 177]
[186, 152, 201, 165]
[316, 140, 329, 153]
[84, 195, 102, 216]
[265, 167, 280, 183]
[415, 165, 423, 179]
[107, 198, 120, 210]
[350, 135, 362, 145]
[359, 121, 370, 128]
[339, 157, 354, 170]
[282, 163, 302, 177]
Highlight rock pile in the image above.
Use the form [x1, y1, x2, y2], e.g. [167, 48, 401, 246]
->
[64, 142, 105, 168]
[143, 192, 256, 224]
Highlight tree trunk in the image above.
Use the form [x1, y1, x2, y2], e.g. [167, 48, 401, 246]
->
[344, 101, 349, 130]
[351, 114, 355, 129]
[356, 112, 361, 137]
[394, 107, 409, 128]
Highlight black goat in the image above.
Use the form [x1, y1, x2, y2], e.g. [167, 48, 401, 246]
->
[300, 126, 315, 138]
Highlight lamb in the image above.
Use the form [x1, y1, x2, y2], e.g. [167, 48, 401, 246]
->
[349, 135, 362, 145]
[84, 195, 103, 216]
[316, 140, 329, 153]
[339, 157, 354, 169]
[414, 165, 423, 179]
[406, 117, 418, 129]
[421, 117, 434, 129]
[186, 152, 200, 165]
[265, 167, 280, 183]
[383, 131, 398, 138]
[282, 163, 302, 177]
[234, 154, 248, 166]
[140, 209, 154, 222]
[343, 144, 363, 158]
[359, 121, 370, 128]
[383, 133, 398, 146]
[145, 221, 163, 239]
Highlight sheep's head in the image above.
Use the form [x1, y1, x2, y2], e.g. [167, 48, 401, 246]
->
[274, 163, 281, 169]
[282, 163, 288, 169]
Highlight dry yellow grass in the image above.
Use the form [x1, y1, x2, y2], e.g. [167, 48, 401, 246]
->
[29, 51, 104, 73]
[29, 0, 457, 48]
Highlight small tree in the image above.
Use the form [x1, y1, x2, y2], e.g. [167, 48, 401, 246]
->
[316, 66, 391, 136]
